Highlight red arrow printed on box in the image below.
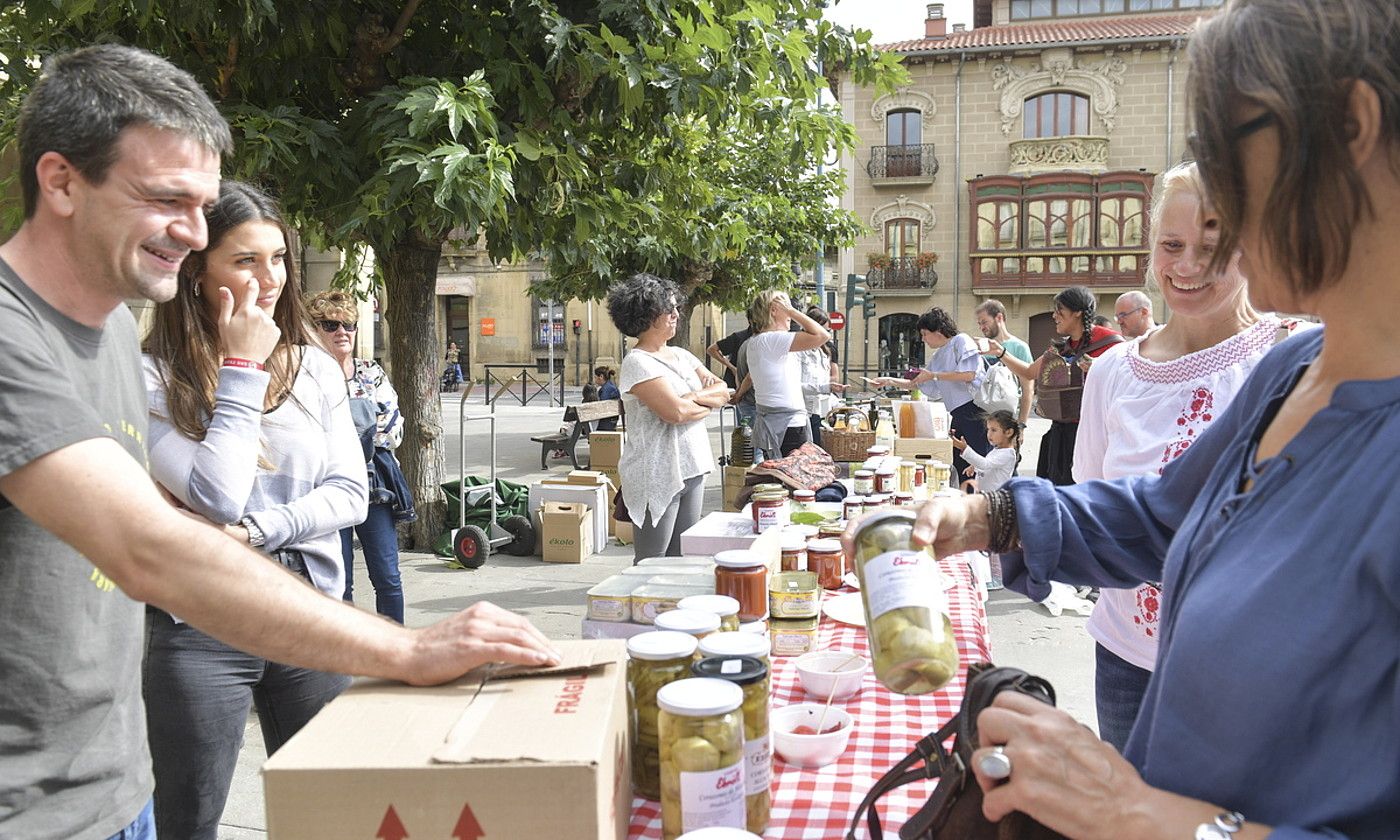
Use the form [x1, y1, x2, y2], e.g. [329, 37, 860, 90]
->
[376, 805, 408, 840]
[452, 802, 485, 839]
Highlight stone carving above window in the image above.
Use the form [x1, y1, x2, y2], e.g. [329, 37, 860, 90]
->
[871, 88, 937, 129]
[1008, 136, 1110, 174]
[990, 53, 1127, 136]
[870, 195, 936, 230]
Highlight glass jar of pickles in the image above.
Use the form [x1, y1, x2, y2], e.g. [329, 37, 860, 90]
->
[698, 631, 770, 666]
[898, 460, 917, 493]
[714, 550, 768, 622]
[691, 656, 771, 835]
[628, 631, 701, 800]
[842, 496, 864, 521]
[806, 538, 844, 590]
[791, 488, 816, 511]
[930, 460, 951, 493]
[677, 595, 742, 632]
[655, 608, 723, 640]
[848, 511, 958, 696]
[874, 467, 897, 494]
[656, 678, 748, 840]
[852, 469, 875, 496]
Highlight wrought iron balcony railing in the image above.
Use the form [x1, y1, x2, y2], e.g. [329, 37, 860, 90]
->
[869, 257, 938, 290]
[866, 144, 939, 180]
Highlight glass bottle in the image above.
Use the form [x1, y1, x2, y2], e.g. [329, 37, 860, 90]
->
[628, 631, 701, 800]
[657, 678, 747, 840]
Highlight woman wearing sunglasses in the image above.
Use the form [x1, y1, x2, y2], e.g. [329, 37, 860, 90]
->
[855, 1, 1400, 837]
[307, 290, 413, 625]
[140, 181, 366, 838]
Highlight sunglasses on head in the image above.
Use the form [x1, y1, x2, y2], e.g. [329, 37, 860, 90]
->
[317, 319, 358, 333]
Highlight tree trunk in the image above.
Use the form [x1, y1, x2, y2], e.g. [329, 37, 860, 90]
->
[381, 235, 446, 548]
[674, 260, 713, 349]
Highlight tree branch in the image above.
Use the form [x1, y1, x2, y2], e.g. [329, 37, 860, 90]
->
[382, 0, 422, 54]
[217, 35, 239, 99]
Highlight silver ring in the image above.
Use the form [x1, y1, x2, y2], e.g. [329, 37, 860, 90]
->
[977, 745, 1012, 780]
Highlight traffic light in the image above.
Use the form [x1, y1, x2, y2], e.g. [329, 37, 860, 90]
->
[844, 273, 868, 311]
[862, 290, 877, 320]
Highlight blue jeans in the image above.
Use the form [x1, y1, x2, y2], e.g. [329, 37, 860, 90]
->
[340, 502, 405, 623]
[105, 800, 155, 840]
[1094, 642, 1153, 752]
[144, 610, 351, 840]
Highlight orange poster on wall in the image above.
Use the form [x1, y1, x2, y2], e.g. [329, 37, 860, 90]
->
[480, 318, 496, 336]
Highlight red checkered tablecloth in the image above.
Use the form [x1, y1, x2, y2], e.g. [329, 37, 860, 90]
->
[628, 552, 992, 839]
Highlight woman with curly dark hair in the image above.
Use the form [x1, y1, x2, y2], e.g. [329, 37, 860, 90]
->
[991, 285, 1122, 485]
[607, 273, 731, 559]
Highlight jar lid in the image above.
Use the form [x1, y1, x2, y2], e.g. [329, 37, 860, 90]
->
[875, 467, 896, 475]
[853, 469, 874, 477]
[753, 489, 788, 500]
[656, 677, 744, 716]
[654, 608, 722, 635]
[867, 493, 890, 503]
[779, 531, 808, 551]
[714, 549, 764, 569]
[793, 489, 816, 499]
[627, 630, 699, 661]
[677, 827, 764, 839]
[851, 509, 917, 534]
[676, 594, 740, 618]
[697, 631, 769, 660]
[738, 619, 767, 634]
[691, 654, 768, 686]
[844, 495, 866, 504]
[806, 538, 841, 552]
[894, 492, 914, 500]
[785, 524, 819, 538]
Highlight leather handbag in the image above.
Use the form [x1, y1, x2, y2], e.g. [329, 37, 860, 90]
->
[1034, 335, 1122, 422]
[846, 663, 1068, 840]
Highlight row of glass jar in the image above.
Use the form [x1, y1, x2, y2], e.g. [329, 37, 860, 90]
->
[627, 630, 772, 839]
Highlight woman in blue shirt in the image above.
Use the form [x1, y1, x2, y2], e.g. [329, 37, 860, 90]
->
[874, 308, 989, 490]
[847, 2, 1400, 837]
[593, 365, 620, 431]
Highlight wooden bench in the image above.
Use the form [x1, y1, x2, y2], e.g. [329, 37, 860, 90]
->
[529, 399, 623, 469]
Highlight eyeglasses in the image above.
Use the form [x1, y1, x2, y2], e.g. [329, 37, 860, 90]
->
[1187, 112, 1276, 167]
[1114, 309, 1143, 323]
[317, 319, 358, 333]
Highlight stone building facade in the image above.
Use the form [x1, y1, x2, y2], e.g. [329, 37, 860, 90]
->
[834, 0, 1216, 375]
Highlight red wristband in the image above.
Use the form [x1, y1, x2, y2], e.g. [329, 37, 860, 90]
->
[222, 357, 266, 371]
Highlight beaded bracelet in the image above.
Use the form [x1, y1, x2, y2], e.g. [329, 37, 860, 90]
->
[983, 489, 1021, 554]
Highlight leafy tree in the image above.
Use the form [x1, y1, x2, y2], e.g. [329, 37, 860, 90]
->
[0, 1, 904, 543]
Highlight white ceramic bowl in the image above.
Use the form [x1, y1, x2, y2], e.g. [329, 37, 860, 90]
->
[770, 703, 855, 768]
[793, 650, 869, 701]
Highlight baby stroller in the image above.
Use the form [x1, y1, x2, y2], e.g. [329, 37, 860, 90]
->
[441, 362, 463, 392]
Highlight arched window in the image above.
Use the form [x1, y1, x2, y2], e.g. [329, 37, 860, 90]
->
[1023, 92, 1090, 138]
[885, 108, 921, 147]
[884, 218, 921, 259]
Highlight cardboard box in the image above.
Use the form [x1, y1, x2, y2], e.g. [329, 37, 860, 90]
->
[598, 468, 622, 535]
[614, 518, 633, 546]
[722, 465, 749, 512]
[531, 481, 610, 549]
[263, 641, 630, 840]
[678, 512, 783, 570]
[588, 431, 623, 468]
[565, 470, 610, 486]
[539, 501, 593, 563]
[894, 437, 955, 464]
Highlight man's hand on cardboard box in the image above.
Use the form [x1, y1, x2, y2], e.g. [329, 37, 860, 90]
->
[404, 601, 562, 685]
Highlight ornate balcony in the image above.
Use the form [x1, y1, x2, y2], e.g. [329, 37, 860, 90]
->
[866, 144, 939, 183]
[1008, 136, 1109, 175]
[869, 257, 938, 291]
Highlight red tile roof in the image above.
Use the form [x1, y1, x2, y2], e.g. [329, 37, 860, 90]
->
[880, 13, 1207, 53]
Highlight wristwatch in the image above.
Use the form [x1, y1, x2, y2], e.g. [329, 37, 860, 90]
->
[1195, 811, 1245, 840]
[239, 515, 267, 548]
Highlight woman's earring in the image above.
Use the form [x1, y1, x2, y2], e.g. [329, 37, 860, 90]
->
[193, 283, 201, 298]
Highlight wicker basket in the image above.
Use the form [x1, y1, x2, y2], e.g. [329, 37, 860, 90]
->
[822, 406, 876, 462]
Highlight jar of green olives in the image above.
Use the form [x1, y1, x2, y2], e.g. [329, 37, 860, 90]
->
[849, 510, 958, 696]
[628, 631, 701, 800]
[656, 678, 748, 840]
[678, 595, 742, 632]
[691, 656, 771, 835]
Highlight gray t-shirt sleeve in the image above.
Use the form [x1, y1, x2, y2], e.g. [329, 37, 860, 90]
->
[0, 296, 118, 485]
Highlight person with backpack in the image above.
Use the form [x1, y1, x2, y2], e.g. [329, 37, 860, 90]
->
[872, 308, 989, 491]
[988, 286, 1122, 485]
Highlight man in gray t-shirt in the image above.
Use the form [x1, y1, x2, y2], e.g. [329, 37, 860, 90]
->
[1, 45, 559, 840]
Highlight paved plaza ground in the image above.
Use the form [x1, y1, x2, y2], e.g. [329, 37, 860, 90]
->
[217, 386, 1097, 838]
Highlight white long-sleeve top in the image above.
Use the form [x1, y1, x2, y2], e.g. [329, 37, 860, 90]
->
[959, 444, 1017, 493]
[144, 346, 368, 598]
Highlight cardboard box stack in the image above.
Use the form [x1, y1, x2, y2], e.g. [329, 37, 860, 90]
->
[530, 471, 614, 558]
[539, 501, 592, 563]
[263, 641, 630, 840]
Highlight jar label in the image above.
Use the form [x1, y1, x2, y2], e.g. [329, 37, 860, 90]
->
[755, 504, 787, 533]
[588, 596, 627, 622]
[680, 761, 747, 831]
[744, 735, 771, 795]
[861, 551, 948, 642]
